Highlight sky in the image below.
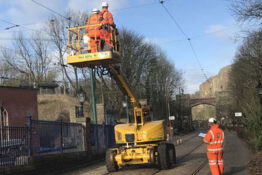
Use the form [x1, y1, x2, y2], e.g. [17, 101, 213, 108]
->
[0, 0, 244, 94]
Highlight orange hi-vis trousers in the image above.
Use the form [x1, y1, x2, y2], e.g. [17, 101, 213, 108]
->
[207, 151, 224, 175]
[90, 38, 100, 53]
[100, 29, 113, 47]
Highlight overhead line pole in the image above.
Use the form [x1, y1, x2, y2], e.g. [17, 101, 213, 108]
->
[90, 68, 97, 124]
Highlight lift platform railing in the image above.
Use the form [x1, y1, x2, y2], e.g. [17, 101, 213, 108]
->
[110, 27, 120, 53]
[67, 24, 121, 68]
[67, 24, 120, 57]
[67, 25, 93, 56]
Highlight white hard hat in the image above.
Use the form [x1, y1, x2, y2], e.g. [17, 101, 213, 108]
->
[92, 8, 99, 14]
[102, 1, 108, 7]
[208, 117, 216, 123]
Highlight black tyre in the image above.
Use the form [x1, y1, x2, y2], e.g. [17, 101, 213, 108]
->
[158, 143, 171, 169]
[168, 144, 177, 165]
[106, 149, 118, 172]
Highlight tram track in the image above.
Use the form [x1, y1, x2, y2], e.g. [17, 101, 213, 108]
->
[191, 160, 208, 175]
[177, 142, 208, 175]
[173, 132, 198, 146]
[66, 132, 207, 175]
[177, 142, 204, 162]
[151, 142, 205, 175]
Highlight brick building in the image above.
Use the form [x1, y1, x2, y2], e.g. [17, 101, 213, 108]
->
[0, 86, 38, 126]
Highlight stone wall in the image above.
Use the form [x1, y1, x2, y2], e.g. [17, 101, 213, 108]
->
[192, 65, 231, 121]
[38, 94, 105, 125]
[193, 65, 231, 98]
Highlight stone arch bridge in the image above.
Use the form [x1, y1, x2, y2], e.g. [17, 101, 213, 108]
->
[189, 97, 216, 107]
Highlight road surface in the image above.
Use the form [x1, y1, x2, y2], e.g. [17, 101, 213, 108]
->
[62, 130, 252, 175]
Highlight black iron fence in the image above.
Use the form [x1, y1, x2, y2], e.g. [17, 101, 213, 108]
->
[0, 115, 116, 170]
[30, 118, 84, 155]
[0, 126, 28, 168]
[90, 124, 115, 151]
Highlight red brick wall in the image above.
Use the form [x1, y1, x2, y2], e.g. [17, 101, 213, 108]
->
[0, 87, 38, 126]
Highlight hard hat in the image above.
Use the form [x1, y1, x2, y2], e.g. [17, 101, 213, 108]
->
[102, 1, 108, 7]
[208, 117, 216, 123]
[92, 8, 99, 14]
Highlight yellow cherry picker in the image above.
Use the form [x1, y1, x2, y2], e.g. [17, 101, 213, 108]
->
[67, 23, 176, 172]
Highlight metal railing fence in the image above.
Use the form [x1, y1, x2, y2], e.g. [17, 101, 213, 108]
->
[0, 115, 116, 171]
[30, 118, 83, 154]
[90, 124, 115, 151]
[0, 126, 28, 168]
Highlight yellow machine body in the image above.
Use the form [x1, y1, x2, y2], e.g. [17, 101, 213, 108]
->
[113, 106, 165, 166]
[115, 120, 165, 144]
[67, 51, 120, 68]
[66, 25, 173, 169]
[113, 143, 158, 166]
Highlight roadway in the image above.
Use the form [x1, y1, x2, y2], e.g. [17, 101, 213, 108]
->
[62, 130, 252, 175]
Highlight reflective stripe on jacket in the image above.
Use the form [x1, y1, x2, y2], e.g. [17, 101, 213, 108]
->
[86, 14, 101, 38]
[99, 9, 114, 26]
[204, 124, 224, 153]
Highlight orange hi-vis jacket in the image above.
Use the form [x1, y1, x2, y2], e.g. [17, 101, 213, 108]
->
[99, 8, 114, 26]
[86, 14, 101, 38]
[204, 124, 224, 153]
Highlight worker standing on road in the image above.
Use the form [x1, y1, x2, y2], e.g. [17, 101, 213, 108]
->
[99, 2, 116, 51]
[204, 118, 224, 175]
[86, 8, 101, 53]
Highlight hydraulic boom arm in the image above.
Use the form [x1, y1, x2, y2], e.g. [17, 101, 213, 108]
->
[107, 65, 140, 108]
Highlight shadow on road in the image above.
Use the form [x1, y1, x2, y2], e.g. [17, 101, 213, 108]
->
[119, 164, 157, 171]
[177, 152, 206, 163]
[223, 165, 247, 175]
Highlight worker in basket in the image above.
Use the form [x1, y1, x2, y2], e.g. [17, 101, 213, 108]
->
[86, 8, 101, 53]
[204, 117, 224, 175]
[99, 1, 116, 51]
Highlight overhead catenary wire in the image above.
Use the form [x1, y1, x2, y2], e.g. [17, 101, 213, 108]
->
[30, 0, 71, 21]
[0, 18, 53, 32]
[0, 0, 157, 34]
[112, 2, 158, 12]
[0, 37, 64, 41]
[1, 0, 230, 40]
[0, 18, 20, 28]
[0, 18, 43, 33]
[0, 0, 230, 76]
[187, 39, 208, 80]
[159, 0, 209, 81]
[30, 0, 157, 21]
[160, 2, 189, 39]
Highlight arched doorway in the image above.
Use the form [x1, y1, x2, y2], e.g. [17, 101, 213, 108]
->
[0, 106, 9, 141]
[189, 98, 216, 128]
[191, 103, 216, 128]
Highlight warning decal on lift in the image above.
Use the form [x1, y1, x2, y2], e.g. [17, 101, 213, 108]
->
[67, 51, 113, 64]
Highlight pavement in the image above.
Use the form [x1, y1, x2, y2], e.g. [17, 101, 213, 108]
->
[61, 129, 252, 175]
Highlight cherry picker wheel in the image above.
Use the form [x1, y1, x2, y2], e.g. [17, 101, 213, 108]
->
[168, 143, 176, 165]
[158, 143, 171, 169]
[106, 149, 119, 172]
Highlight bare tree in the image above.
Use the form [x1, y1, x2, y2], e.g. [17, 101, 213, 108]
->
[232, 0, 262, 23]
[0, 62, 19, 86]
[229, 30, 262, 150]
[99, 29, 183, 120]
[1, 32, 54, 86]
[47, 10, 89, 94]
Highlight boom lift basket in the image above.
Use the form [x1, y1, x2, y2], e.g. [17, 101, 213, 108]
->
[67, 25, 120, 68]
